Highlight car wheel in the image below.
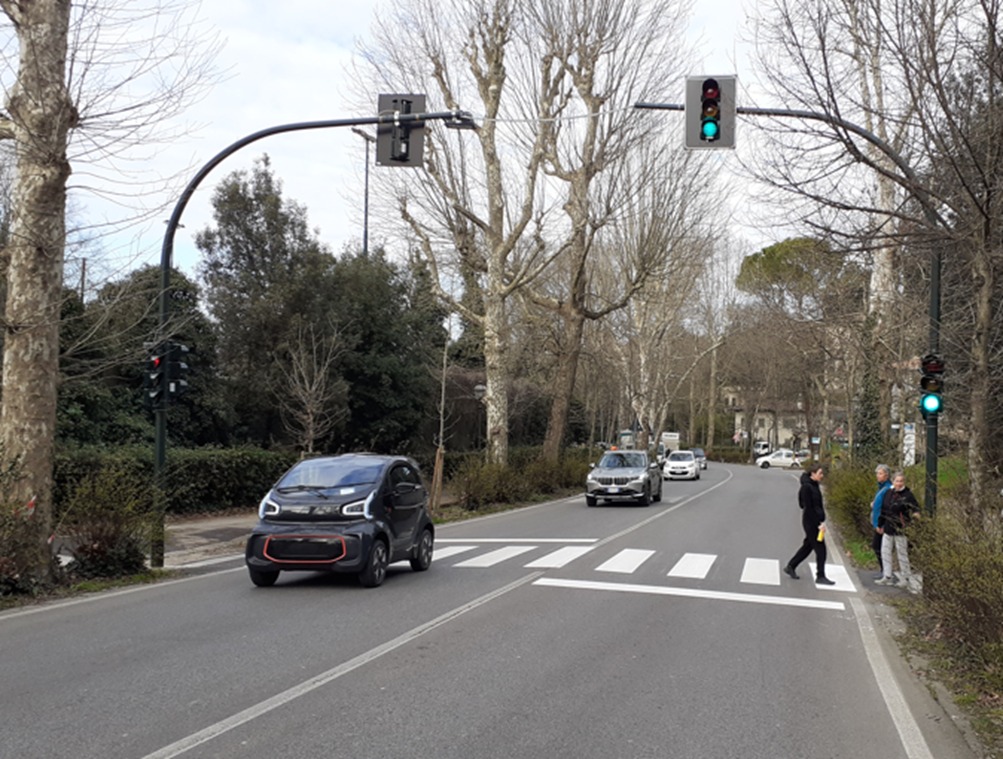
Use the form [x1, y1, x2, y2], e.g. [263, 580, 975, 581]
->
[638, 486, 652, 507]
[409, 528, 433, 572]
[586, 494, 598, 507]
[248, 567, 279, 587]
[359, 539, 389, 587]
[760, 462, 770, 469]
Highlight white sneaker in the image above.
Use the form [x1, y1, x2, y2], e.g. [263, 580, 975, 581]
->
[875, 576, 894, 586]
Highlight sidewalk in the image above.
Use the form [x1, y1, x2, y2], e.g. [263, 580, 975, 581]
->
[163, 511, 258, 568]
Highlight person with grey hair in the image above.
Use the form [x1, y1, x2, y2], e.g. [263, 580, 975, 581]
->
[870, 464, 892, 578]
[876, 472, 921, 591]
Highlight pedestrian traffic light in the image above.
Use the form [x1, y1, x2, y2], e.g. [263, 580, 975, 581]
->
[919, 353, 944, 417]
[376, 94, 426, 167]
[684, 75, 737, 149]
[165, 342, 190, 398]
[143, 342, 166, 410]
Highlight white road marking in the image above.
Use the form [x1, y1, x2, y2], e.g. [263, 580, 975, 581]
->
[849, 597, 936, 758]
[524, 546, 594, 568]
[741, 557, 780, 585]
[433, 545, 478, 560]
[596, 548, 656, 574]
[668, 552, 717, 579]
[437, 538, 596, 543]
[140, 573, 543, 759]
[816, 563, 856, 592]
[454, 545, 536, 567]
[534, 577, 845, 611]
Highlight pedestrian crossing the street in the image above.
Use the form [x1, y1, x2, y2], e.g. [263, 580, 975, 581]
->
[432, 540, 857, 593]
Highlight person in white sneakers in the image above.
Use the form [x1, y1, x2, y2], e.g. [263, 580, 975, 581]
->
[875, 472, 921, 591]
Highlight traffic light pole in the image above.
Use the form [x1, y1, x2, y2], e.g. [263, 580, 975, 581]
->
[636, 100, 945, 514]
[149, 108, 476, 566]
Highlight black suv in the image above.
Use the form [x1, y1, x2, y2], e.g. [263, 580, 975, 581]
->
[245, 453, 434, 588]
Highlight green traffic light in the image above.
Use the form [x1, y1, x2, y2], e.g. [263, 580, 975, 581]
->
[702, 120, 719, 139]
[921, 393, 942, 414]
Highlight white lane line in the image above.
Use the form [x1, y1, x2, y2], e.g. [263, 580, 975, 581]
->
[454, 545, 536, 567]
[141, 573, 544, 759]
[741, 558, 780, 585]
[534, 577, 845, 611]
[596, 549, 655, 574]
[437, 538, 596, 544]
[668, 552, 717, 579]
[524, 546, 594, 568]
[433, 545, 478, 560]
[849, 597, 935, 759]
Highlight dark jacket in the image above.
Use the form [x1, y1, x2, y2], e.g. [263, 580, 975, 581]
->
[879, 486, 920, 536]
[798, 471, 826, 528]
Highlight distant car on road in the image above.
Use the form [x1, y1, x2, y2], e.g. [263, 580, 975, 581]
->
[690, 447, 708, 469]
[586, 449, 662, 507]
[663, 450, 700, 481]
[756, 448, 800, 469]
[245, 453, 434, 588]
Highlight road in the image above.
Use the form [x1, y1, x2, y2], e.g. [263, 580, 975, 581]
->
[1, 464, 976, 758]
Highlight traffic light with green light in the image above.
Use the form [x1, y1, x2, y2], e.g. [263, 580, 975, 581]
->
[685, 75, 737, 149]
[919, 354, 944, 418]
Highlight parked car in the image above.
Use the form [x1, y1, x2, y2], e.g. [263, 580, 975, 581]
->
[753, 441, 771, 456]
[690, 447, 708, 469]
[663, 450, 700, 480]
[795, 449, 812, 462]
[586, 449, 662, 507]
[756, 448, 800, 469]
[245, 453, 434, 588]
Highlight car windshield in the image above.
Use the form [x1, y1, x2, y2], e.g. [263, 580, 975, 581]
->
[278, 458, 384, 489]
[669, 451, 694, 462]
[691, 448, 705, 457]
[598, 452, 647, 468]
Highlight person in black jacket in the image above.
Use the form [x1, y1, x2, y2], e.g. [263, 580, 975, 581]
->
[875, 472, 921, 591]
[783, 464, 835, 585]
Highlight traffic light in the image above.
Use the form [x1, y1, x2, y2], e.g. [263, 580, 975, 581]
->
[376, 94, 426, 167]
[165, 342, 190, 398]
[919, 353, 944, 417]
[143, 342, 166, 410]
[684, 75, 737, 149]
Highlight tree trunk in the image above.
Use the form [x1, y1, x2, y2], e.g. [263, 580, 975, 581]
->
[482, 291, 509, 465]
[542, 312, 585, 462]
[967, 245, 994, 508]
[0, 0, 74, 583]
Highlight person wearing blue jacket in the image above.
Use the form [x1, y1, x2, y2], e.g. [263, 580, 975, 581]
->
[871, 464, 892, 577]
[783, 464, 835, 585]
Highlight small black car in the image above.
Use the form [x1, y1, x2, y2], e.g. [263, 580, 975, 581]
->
[245, 453, 434, 588]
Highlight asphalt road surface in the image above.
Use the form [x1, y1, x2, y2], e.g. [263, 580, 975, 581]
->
[1, 464, 978, 759]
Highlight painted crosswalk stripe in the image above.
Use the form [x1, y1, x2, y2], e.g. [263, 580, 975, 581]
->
[668, 552, 716, 579]
[741, 558, 780, 585]
[434, 545, 478, 561]
[596, 549, 656, 574]
[524, 546, 594, 568]
[816, 563, 856, 592]
[454, 545, 536, 567]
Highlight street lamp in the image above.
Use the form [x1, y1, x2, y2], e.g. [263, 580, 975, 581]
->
[351, 127, 376, 255]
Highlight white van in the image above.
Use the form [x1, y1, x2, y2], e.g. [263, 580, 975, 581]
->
[753, 441, 770, 456]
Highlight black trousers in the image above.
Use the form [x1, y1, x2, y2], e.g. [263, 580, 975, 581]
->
[788, 515, 827, 578]
[872, 529, 883, 571]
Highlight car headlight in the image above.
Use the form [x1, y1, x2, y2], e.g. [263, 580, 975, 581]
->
[258, 495, 280, 518]
[341, 501, 365, 517]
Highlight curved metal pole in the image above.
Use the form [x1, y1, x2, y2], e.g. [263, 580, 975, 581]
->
[150, 110, 474, 566]
[635, 99, 944, 514]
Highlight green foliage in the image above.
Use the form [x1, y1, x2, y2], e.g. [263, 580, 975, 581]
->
[452, 448, 591, 510]
[820, 464, 880, 539]
[60, 467, 151, 579]
[0, 502, 50, 595]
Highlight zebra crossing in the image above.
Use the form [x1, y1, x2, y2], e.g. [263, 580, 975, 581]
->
[432, 539, 857, 593]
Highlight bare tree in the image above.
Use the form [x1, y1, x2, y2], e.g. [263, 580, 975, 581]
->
[747, 0, 1003, 501]
[0, 0, 218, 580]
[275, 323, 348, 456]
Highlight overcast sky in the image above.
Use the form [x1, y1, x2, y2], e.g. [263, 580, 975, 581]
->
[74, 0, 753, 286]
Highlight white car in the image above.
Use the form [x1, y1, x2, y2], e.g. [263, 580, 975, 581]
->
[663, 450, 700, 480]
[756, 448, 800, 469]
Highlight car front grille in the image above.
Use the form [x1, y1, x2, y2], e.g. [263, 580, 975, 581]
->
[597, 476, 631, 486]
[262, 535, 348, 563]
